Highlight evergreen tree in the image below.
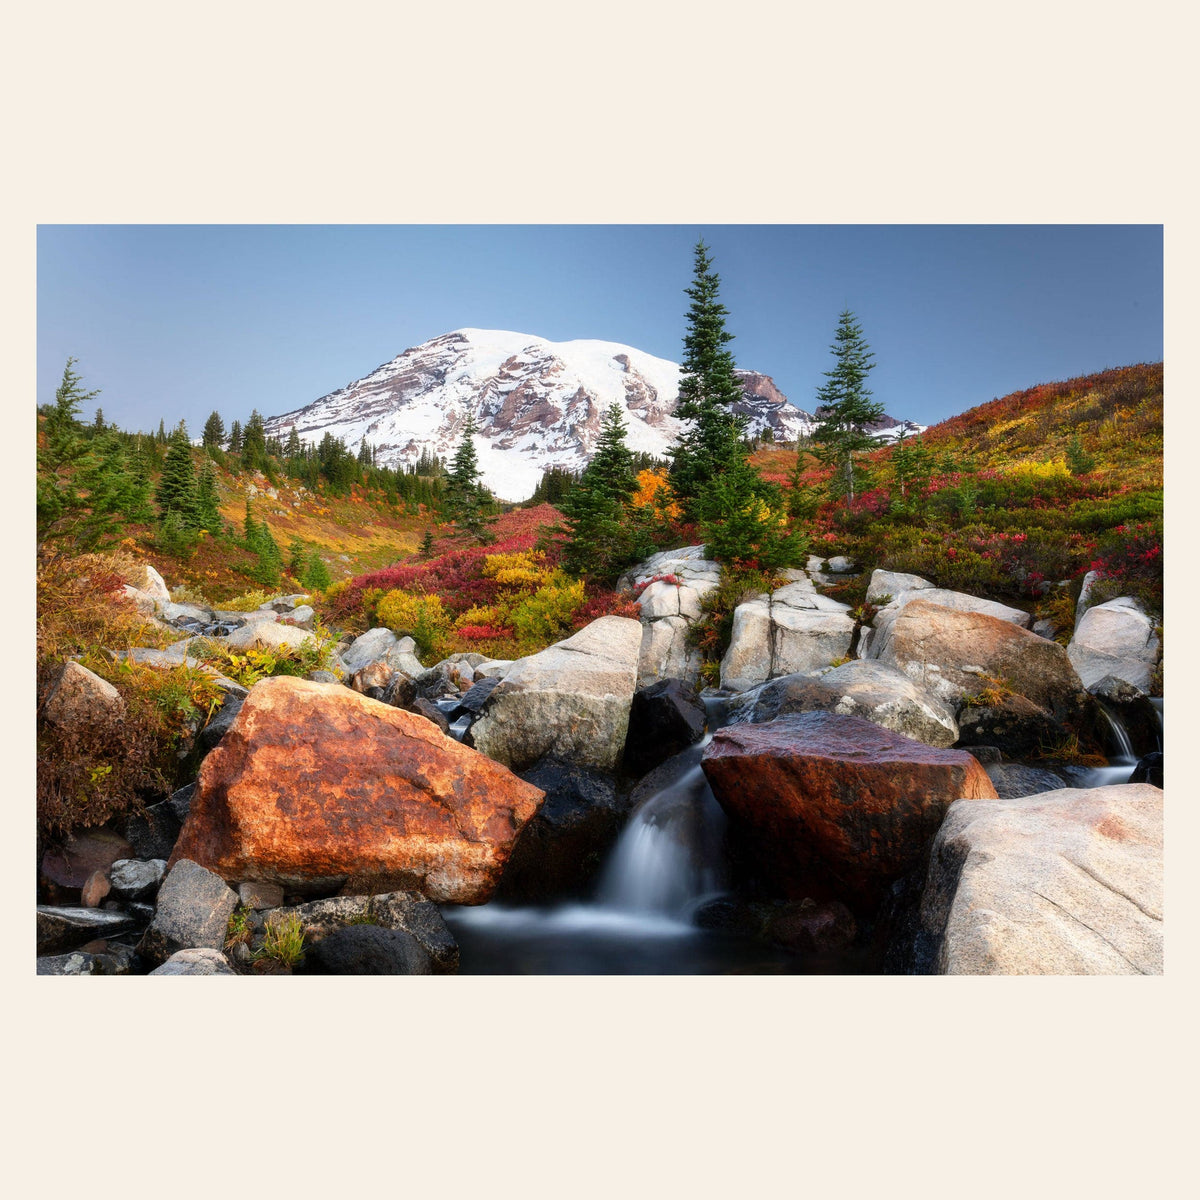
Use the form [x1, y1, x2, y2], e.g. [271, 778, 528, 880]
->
[697, 457, 806, 569]
[562, 403, 644, 577]
[419, 528, 436, 558]
[812, 310, 885, 504]
[1066, 434, 1095, 476]
[889, 431, 935, 511]
[242, 410, 268, 472]
[202, 410, 227, 448]
[156, 418, 167, 445]
[37, 359, 98, 541]
[228, 419, 243, 454]
[303, 550, 332, 592]
[288, 536, 307, 575]
[154, 424, 200, 526]
[92, 407, 106, 431]
[667, 240, 748, 514]
[195, 458, 223, 533]
[285, 426, 302, 459]
[443, 410, 494, 541]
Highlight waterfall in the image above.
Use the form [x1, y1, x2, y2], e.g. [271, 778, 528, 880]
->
[1098, 705, 1136, 763]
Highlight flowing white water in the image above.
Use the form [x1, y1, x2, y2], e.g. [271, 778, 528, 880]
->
[1098, 705, 1136, 763]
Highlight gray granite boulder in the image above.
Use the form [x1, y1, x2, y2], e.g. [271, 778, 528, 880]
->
[136, 859, 238, 966]
[918, 783, 1162, 974]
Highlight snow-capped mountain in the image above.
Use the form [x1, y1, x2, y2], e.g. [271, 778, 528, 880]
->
[265, 329, 922, 500]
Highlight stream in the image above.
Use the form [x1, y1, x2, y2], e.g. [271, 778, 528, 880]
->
[438, 695, 1160, 974]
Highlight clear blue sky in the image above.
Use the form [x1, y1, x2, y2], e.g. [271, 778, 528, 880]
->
[37, 225, 1163, 435]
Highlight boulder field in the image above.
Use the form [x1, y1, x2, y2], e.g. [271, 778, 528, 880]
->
[36, 550, 1164, 976]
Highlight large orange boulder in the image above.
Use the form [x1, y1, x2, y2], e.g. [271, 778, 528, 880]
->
[169, 676, 545, 904]
[701, 712, 998, 908]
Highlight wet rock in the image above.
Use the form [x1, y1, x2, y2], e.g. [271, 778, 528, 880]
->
[702, 712, 998, 908]
[169, 677, 545, 904]
[983, 763, 1069, 800]
[729, 660, 959, 748]
[413, 666, 461, 701]
[42, 661, 125, 732]
[496, 758, 631, 903]
[37, 906, 137, 955]
[468, 616, 642, 773]
[1068, 598, 1161, 692]
[1130, 752, 1163, 788]
[919, 784, 1163, 973]
[265, 892, 458, 972]
[294, 925, 432, 975]
[826, 555, 858, 574]
[149, 947, 237, 975]
[766, 898, 857, 954]
[109, 858, 168, 900]
[136, 859, 239, 966]
[622, 678, 707, 777]
[455, 675, 502, 716]
[410, 697, 450, 735]
[80, 870, 111, 908]
[955, 693, 1070, 758]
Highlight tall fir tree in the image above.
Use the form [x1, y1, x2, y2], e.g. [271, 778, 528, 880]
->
[443, 410, 494, 541]
[667, 240, 748, 514]
[241, 410, 269, 472]
[202, 410, 227, 448]
[285, 426, 302, 459]
[811, 310, 885, 504]
[37, 359, 99, 541]
[228, 418, 243, 454]
[155, 424, 200, 526]
[562, 403, 644, 577]
[195, 458, 223, 533]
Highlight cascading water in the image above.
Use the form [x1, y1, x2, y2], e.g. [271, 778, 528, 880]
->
[439, 695, 799, 973]
[594, 744, 727, 919]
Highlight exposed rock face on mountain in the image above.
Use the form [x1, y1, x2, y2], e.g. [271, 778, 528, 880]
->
[265, 329, 923, 500]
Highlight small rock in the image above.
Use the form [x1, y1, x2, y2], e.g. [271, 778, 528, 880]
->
[238, 881, 284, 910]
[80, 870, 111, 908]
[42, 661, 125, 732]
[149, 948, 237, 976]
[109, 858, 168, 900]
[136, 859, 238, 966]
[410, 696, 451, 734]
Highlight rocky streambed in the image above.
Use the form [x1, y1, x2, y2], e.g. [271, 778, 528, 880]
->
[37, 552, 1164, 975]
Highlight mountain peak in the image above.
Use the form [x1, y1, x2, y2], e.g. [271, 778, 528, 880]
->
[265, 329, 920, 500]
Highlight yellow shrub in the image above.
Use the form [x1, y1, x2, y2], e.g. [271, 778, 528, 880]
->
[510, 579, 587, 648]
[323, 579, 350, 608]
[1004, 459, 1071, 483]
[375, 589, 452, 660]
[481, 549, 550, 589]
